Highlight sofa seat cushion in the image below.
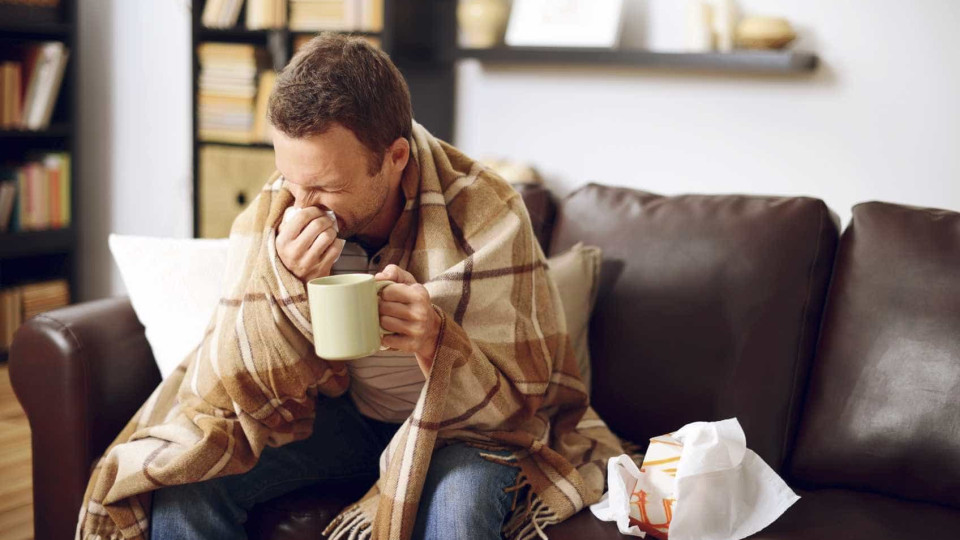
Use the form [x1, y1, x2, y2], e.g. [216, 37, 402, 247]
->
[750, 489, 960, 540]
[546, 488, 960, 540]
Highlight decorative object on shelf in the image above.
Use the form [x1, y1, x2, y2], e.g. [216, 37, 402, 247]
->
[457, 0, 511, 49]
[713, 0, 739, 52]
[505, 0, 625, 49]
[198, 145, 277, 238]
[736, 16, 797, 50]
[684, 0, 714, 52]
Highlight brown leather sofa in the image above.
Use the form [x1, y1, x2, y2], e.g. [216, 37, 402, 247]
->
[11, 183, 960, 540]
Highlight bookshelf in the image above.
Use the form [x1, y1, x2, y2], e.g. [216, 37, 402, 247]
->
[190, 0, 455, 239]
[0, 0, 78, 362]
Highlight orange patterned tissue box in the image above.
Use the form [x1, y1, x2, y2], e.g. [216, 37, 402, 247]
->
[590, 418, 799, 540]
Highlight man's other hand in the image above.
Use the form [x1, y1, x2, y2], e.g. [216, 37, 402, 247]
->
[277, 206, 345, 283]
[376, 264, 442, 377]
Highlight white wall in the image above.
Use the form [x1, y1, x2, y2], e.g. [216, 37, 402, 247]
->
[455, 0, 960, 226]
[78, 0, 192, 300]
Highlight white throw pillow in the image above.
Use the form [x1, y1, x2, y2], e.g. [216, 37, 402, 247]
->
[547, 242, 602, 394]
[108, 234, 230, 379]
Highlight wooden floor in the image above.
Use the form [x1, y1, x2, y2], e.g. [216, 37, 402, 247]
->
[0, 363, 33, 540]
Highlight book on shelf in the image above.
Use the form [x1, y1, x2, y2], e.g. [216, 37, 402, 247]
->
[246, 0, 288, 30]
[21, 279, 70, 320]
[199, 43, 280, 144]
[289, 0, 383, 33]
[0, 41, 69, 131]
[198, 42, 262, 143]
[0, 279, 70, 352]
[252, 69, 276, 143]
[0, 287, 22, 352]
[0, 152, 70, 232]
[201, 0, 245, 29]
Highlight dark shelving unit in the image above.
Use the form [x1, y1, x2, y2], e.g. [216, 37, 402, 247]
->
[455, 47, 819, 73]
[0, 1, 79, 361]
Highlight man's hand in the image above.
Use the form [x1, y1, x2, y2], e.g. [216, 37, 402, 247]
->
[376, 264, 442, 377]
[277, 206, 345, 283]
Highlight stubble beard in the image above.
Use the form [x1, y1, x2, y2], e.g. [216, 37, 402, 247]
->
[337, 170, 388, 240]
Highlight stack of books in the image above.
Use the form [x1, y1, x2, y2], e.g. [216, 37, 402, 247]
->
[198, 43, 262, 143]
[289, 0, 383, 32]
[0, 288, 21, 352]
[252, 70, 276, 142]
[0, 41, 70, 130]
[246, 0, 288, 29]
[21, 279, 70, 320]
[0, 152, 71, 232]
[0, 279, 70, 352]
[200, 0, 244, 28]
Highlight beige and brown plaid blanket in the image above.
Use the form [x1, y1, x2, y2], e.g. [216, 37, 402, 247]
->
[77, 122, 623, 540]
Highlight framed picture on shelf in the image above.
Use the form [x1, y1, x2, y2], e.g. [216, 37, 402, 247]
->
[505, 0, 625, 48]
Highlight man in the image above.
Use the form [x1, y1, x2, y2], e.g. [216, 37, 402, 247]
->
[77, 34, 620, 540]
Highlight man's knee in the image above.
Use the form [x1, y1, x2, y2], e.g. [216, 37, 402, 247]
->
[416, 445, 516, 539]
[151, 477, 246, 539]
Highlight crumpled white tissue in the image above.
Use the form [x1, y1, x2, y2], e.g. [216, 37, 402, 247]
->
[281, 206, 341, 263]
[282, 205, 339, 234]
[590, 418, 799, 540]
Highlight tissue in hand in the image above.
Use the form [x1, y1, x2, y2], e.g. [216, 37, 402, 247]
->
[589, 418, 798, 540]
[282, 206, 339, 234]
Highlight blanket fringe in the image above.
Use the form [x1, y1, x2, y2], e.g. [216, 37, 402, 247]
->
[322, 503, 372, 540]
[503, 492, 561, 540]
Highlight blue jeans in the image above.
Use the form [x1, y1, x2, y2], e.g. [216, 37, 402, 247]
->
[151, 394, 521, 539]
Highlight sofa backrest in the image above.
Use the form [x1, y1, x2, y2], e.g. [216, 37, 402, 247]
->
[550, 184, 839, 471]
[789, 202, 960, 508]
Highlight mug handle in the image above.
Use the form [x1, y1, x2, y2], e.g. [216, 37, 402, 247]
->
[375, 280, 396, 350]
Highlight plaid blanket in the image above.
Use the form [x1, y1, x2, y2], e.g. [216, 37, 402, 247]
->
[76, 122, 623, 540]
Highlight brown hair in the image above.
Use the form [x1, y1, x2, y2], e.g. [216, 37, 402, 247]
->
[267, 33, 413, 173]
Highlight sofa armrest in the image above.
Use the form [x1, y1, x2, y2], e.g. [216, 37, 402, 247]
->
[9, 296, 161, 540]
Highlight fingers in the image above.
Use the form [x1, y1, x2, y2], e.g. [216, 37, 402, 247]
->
[380, 314, 417, 335]
[381, 333, 418, 351]
[290, 215, 335, 253]
[299, 220, 337, 257]
[380, 281, 428, 303]
[277, 206, 325, 243]
[315, 238, 345, 276]
[375, 264, 417, 285]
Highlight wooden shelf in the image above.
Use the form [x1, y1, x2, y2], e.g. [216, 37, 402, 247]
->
[198, 27, 272, 43]
[0, 124, 71, 139]
[198, 26, 381, 43]
[200, 140, 273, 149]
[0, 22, 71, 40]
[0, 228, 76, 260]
[455, 47, 818, 73]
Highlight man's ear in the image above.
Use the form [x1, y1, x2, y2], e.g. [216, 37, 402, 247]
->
[389, 137, 410, 171]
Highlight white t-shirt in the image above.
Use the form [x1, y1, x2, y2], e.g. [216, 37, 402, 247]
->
[332, 242, 426, 423]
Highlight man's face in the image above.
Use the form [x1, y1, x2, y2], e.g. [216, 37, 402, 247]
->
[273, 124, 389, 239]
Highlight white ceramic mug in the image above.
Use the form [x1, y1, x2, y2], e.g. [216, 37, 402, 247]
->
[307, 273, 394, 360]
